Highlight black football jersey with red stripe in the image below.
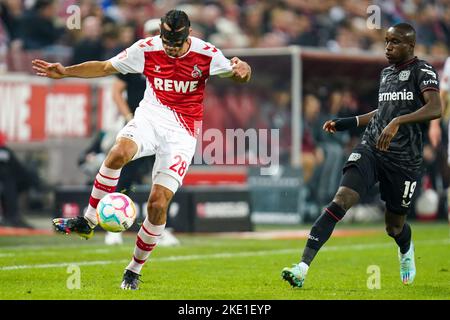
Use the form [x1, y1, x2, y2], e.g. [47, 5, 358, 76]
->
[361, 57, 440, 171]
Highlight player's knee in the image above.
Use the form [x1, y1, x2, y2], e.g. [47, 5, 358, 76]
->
[385, 224, 403, 238]
[333, 187, 359, 211]
[107, 146, 134, 168]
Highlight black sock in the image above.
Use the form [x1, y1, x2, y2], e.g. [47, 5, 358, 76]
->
[393, 223, 411, 254]
[301, 202, 346, 265]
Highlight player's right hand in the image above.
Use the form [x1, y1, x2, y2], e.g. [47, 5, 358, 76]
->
[323, 120, 337, 134]
[32, 59, 67, 79]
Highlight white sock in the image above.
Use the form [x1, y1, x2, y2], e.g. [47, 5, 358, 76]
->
[84, 162, 121, 227]
[298, 262, 309, 272]
[126, 218, 166, 274]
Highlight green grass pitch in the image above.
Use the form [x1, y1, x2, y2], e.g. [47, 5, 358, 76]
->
[0, 223, 448, 300]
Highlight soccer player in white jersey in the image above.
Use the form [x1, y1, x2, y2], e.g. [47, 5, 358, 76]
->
[32, 10, 251, 290]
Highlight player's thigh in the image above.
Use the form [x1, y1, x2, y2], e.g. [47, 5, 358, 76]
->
[116, 118, 158, 161]
[152, 131, 197, 193]
[340, 144, 378, 200]
[378, 164, 418, 215]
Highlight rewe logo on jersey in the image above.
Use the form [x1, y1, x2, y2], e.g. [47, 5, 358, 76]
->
[379, 89, 413, 102]
[153, 78, 199, 93]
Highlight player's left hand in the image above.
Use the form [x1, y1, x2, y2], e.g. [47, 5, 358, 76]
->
[231, 57, 251, 82]
[376, 118, 400, 151]
[32, 59, 67, 79]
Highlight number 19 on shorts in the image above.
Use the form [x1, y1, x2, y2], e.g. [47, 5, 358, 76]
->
[402, 180, 416, 208]
[403, 181, 417, 199]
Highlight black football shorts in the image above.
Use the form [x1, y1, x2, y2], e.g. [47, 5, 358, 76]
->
[341, 143, 419, 215]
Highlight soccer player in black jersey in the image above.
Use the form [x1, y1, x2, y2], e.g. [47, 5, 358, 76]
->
[282, 23, 442, 288]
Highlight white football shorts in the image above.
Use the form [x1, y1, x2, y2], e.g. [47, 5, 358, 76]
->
[116, 107, 197, 193]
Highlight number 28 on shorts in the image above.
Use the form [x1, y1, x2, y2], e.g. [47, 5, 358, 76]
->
[169, 155, 188, 177]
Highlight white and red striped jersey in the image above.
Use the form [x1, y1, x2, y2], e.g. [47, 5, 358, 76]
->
[109, 36, 233, 136]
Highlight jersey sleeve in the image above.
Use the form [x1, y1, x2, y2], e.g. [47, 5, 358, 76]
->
[440, 57, 450, 92]
[210, 48, 233, 78]
[109, 40, 145, 74]
[416, 62, 440, 93]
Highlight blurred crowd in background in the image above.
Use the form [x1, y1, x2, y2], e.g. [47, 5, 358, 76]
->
[1, 0, 450, 67]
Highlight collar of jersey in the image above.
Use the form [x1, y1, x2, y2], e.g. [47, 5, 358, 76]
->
[165, 37, 192, 59]
[394, 56, 418, 70]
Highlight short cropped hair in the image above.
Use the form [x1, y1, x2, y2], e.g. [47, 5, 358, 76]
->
[161, 10, 190, 30]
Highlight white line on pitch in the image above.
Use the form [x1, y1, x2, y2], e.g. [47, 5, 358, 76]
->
[0, 239, 448, 271]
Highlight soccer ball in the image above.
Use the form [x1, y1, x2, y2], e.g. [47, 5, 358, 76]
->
[96, 193, 136, 232]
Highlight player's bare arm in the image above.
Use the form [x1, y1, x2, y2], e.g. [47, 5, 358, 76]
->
[440, 87, 449, 114]
[323, 109, 378, 134]
[376, 90, 441, 151]
[428, 119, 441, 147]
[230, 57, 251, 83]
[427, 87, 447, 147]
[112, 78, 134, 121]
[32, 59, 118, 79]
